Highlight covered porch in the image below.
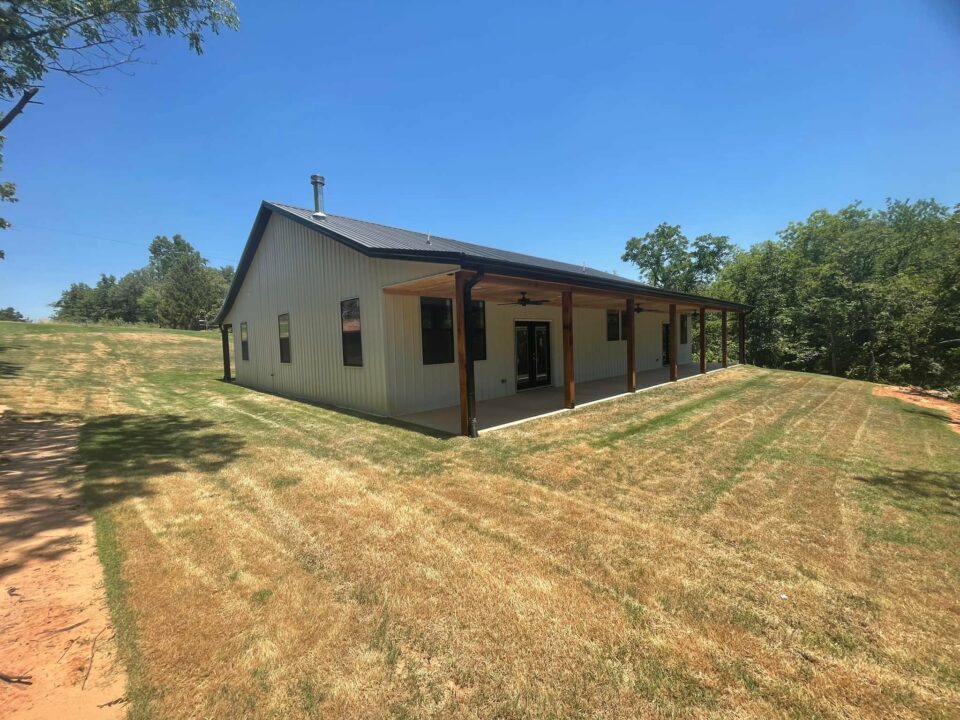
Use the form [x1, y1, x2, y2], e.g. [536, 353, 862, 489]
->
[383, 267, 746, 437]
[397, 361, 727, 435]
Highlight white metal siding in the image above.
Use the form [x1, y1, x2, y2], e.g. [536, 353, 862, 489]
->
[383, 299, 696, 415]
[225, 213, 697, 417]
[224, 214, 455, 415]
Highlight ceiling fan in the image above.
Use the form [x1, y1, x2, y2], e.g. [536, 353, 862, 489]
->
[499, 291, 550, 307]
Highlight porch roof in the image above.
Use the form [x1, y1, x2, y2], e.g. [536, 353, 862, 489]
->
[383, 270, 723, 313]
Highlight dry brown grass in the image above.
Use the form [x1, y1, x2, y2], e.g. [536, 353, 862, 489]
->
[1, 321, 958, 719]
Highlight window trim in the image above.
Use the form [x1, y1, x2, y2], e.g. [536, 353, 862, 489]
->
[420, 296, 455, 365]
[340, 297, 363, 368]
[240, 321, 249, 361]
[680, 314, 688, 345]
[278, 312, 291, 364]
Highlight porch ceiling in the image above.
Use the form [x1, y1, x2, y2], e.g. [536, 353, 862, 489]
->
[382, 271, 712, 313]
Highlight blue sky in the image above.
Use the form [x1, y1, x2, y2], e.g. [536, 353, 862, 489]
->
[2, 0, 959, 319]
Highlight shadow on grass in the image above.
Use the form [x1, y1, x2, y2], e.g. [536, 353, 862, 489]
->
[0, 342, 23, 378]
[0, 411, 244, 578]
[855, 468, 960, 517]
[79, 413, 246, 509]
[228, 381, 455, 440]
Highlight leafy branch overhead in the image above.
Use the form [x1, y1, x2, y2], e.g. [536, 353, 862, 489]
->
[0, 1, 239, 103]
[0, 1, 239, 255]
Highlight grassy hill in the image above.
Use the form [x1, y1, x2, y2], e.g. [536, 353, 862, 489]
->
[1, 321, 958, 718]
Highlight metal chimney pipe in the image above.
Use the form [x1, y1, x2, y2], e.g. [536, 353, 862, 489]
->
[310, 174, 326, 218]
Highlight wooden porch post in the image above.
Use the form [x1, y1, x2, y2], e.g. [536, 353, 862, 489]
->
[669, 303, 678, 382]
[220, 324, 232, 381]
[626, 298, 636, 392]
[721, 310, 728, 368]
[699, 305, 706, 374]
[738, 311, 746, 365]
[455, 271, 470, 436]
[563, 290, 575, 408]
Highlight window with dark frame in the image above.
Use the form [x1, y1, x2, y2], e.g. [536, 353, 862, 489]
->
[240, 322, 249, 361]
[470, 300, 487, 361]
[681, 314, 688, 344]
[420, 297, 454, 364]
[278, 313, 291, 364]
[606, 310, 620, 341]
[341, 298, 362, 367]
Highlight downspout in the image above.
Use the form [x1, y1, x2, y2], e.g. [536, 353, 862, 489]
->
[463, 268, 485, 438]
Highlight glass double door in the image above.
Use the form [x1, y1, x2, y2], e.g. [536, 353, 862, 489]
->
[515, 321, 551, 391]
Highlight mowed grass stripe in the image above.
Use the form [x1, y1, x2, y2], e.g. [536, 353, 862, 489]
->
[3, 322, 960, 718]
[592, 373, 773, 447]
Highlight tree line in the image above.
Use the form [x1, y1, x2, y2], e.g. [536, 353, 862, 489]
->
[53, 234, 233, 329]
[622, 198, 960, 393]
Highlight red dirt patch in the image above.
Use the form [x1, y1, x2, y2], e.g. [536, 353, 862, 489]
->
[874, 385, 960, 434]
[0, 410, 127, 719]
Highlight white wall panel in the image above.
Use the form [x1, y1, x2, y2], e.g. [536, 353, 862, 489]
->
[225, 212, 698, 417]
[225, 214, 455, 415]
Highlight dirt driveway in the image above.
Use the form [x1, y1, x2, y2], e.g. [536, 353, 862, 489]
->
[0, 410, 127, 718]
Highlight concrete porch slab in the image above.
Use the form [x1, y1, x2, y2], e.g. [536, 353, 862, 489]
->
[395, 362, 727, 435]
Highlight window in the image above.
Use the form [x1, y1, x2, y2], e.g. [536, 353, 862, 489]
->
[606, 310, 620, 341]
[470, 300, 487, 361]
[341, 298, 362, 367]
[240, 322, 249, 361]
[680, 314, 688, 344]
[278, 313, 291, 364]
[421, 297, 454, 364]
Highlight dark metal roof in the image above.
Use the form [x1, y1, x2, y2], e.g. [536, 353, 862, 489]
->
[215, 201, 746, 324]
[273, 202, 646, 285]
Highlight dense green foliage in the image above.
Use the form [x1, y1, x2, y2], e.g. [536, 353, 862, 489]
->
[621, 223, 735, 292]
[53, 234, 233, 329]
[623, 199, 960, 392]
[0, 305, 26, 321]
[0, 1, 238, 102]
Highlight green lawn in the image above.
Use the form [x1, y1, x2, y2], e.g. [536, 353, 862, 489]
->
[1, 321, 958, 719]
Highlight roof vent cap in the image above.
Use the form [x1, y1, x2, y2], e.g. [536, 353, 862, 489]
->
[310, 174, 326, 219]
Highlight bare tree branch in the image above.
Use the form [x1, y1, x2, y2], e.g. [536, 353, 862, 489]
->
[0, 86, 38, 133]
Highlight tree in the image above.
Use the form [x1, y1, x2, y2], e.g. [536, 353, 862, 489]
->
[52, 281, 95, 320]
[0, 306, 26, 321]
[622, 223, 692, 290]
[149, 233, 202, 280]
[156, 250, 227, 329]
[622, 223, 735, 293]
[0, 1, 239, 250]
[712, 198, 960, 392]
[53, 232, 230, 328]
